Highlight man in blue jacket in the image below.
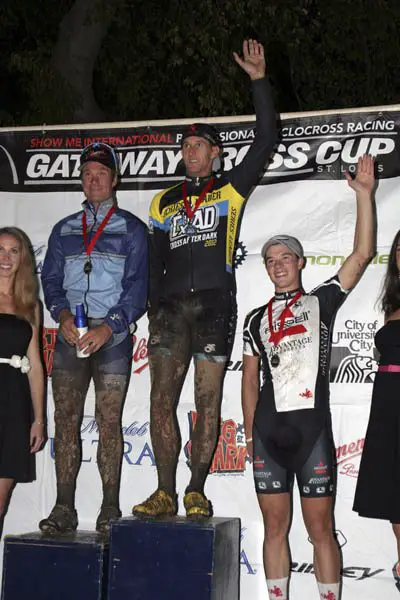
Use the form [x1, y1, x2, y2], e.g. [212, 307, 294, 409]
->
[39, 142, 148, 534]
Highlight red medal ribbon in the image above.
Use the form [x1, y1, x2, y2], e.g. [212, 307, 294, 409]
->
[268, 291, 303, 347]
[182, 178, 214, 220]
[82, 205, 116, 256]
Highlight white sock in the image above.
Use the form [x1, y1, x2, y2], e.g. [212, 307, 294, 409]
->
[266, 577, 288, 599]
[317, 581, 340, 600]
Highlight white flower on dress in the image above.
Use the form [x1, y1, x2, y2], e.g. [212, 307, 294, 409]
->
[9, 355, 31, 374]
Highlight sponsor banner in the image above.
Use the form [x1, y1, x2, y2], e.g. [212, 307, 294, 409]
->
[1, 104, 400, 599]
[1, 110, 400, 192]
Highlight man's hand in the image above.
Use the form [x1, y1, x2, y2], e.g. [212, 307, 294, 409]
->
[344, 154, 375, 195]
[59, 309, 79, 346]
[233, 39, 266, 81]
[78, 323, 113, 354]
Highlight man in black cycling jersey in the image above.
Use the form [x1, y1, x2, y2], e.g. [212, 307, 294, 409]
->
[132, 39, 277, 518]
[242, 154, 375, 600]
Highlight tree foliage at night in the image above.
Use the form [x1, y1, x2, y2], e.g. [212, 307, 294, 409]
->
[1, 0, 400, 126]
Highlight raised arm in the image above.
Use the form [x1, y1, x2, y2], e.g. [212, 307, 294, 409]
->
[338, 154, 375, 291]
[229, 40, 277, 197]
[233, 38, 266, 81]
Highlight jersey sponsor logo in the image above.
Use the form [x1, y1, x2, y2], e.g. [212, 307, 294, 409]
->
[303, 486, 311, 494]
[258, 481, 267, 490]
[269, 307, 309, 339]
[204, 343, 216, 353]
[316, 486, 326, 494]
[314, 461, 328, 475]
[299, 388, 313, 399]
[272, 481, 282, 489]
[253, 455, 265, 470]
[185, 413, 249, 474]
[169, 205, 219, 240]
[254, 470, 272, 479]
[308, 476, 330, 484]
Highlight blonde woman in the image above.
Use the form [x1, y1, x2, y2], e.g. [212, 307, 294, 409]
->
[0, 227, 44, 530]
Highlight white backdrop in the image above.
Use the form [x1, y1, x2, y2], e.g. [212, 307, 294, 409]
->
[1, 105, 400, 598]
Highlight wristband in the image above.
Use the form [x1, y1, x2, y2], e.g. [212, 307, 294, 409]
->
[245, 437, 253, 443]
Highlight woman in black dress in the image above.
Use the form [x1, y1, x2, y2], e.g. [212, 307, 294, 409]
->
[353, 228, 400, 591]
[0, 227, 44, 531]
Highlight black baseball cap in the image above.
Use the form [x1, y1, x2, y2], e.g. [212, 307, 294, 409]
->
[80, 142, 119, 172]
[181, 123, 222, 148]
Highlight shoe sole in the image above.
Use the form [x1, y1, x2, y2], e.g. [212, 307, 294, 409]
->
[39, 524, 77, 535]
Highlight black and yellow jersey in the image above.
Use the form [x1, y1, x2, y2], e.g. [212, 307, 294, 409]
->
[149, 77, 277, 305]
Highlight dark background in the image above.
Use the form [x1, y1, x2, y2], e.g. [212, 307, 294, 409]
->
[1, 0, 399, 126]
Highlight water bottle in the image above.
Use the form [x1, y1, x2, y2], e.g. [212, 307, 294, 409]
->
[75, 304, 89, 358]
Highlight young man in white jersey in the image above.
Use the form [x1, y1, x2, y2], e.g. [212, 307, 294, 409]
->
[242, 154, 375, 600]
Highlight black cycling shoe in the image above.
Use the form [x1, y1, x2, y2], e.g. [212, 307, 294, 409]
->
[39, 504, 78, 534]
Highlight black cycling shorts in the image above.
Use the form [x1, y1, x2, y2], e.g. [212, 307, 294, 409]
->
[148, 290, 236, 362]
[253, 426, 335, 498]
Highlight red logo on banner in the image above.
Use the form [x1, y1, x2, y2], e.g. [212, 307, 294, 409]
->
[132, 335, 148, 374]
[336, 438, 364, 478]
[42, 328, 149, 376]
[42, 327, 58, 375]
[185, 413, 248, 474]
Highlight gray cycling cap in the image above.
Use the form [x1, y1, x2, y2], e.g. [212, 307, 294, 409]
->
[261, 235, 304, 260]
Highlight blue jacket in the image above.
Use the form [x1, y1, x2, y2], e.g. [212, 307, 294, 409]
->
[41, 198, 148, 334]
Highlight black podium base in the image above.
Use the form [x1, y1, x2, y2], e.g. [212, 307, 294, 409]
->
[108, 516, 241, 600]
[1, 531, 108, 600]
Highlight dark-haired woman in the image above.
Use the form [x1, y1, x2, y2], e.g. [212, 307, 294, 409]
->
[0, 227, 44, 531]
[353, 228, 400, 592]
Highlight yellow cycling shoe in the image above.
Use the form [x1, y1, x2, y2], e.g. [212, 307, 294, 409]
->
[132, 489, 177, 518]
[183, 491, 213, 518]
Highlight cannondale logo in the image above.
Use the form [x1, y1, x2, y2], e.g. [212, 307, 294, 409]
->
[0, 145, 19, 184]
[233, 240, 248, 268]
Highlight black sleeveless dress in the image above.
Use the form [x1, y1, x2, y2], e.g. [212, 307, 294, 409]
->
[353, 320, 400, 522]
[0, 314, 35, 482]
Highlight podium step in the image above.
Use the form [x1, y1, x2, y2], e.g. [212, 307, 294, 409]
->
[1, 531, 108, 600]
[108, 516, 240, 600]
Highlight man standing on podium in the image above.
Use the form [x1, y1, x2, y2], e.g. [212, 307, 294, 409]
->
[133, 39, 277, 519]
[242, 155, 375, 600]
[39, 142, 148, 534]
